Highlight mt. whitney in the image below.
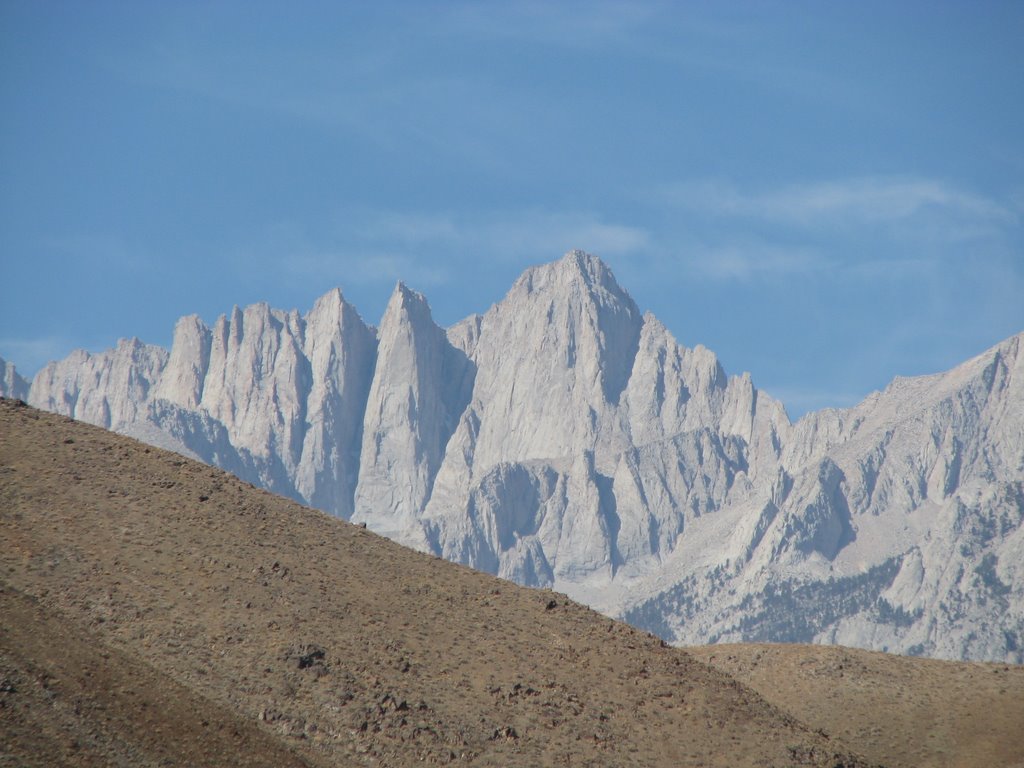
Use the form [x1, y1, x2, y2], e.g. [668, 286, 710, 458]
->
[3, 251, 1021, 661]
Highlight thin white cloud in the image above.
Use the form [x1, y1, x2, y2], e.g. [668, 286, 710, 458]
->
[231, 208, 652, 305]
[661, 176, 1017, 227]
[108, 40, 378, 136]
[768, 178, 1013, 224]
[680, 246, 826, 281]
[106, 37, 542, 177]
[0, 336, 72, 377]
[349, 208, 651, 260]
[267, 249, 451, 290]
[1011, 188, 1024, 214]
[435, 1, 662, 49]
[476, 211, 651, 258]
[357, 213, 461, 246]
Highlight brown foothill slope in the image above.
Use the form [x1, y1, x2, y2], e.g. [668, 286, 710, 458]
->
[688, 644, 1024, 768]
[0, 397, 872, 767]
[0, 583, 314, 768]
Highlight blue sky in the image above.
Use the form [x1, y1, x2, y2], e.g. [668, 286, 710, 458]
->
[1, 1, 1022, 417]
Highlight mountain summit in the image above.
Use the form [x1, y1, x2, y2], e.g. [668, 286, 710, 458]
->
[4, 251, 1022, 661]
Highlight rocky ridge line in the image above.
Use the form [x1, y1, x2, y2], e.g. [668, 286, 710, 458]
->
[3, 250, 1022, 661]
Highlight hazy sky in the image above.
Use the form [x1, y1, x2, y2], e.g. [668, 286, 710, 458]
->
[2, 1, 1022, 417]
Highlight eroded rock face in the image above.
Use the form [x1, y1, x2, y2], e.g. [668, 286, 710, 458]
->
[12, 250, 1024, 661]
[26, 289, 378, 516]
[0, 358, 29, 401]
[352, 283, 472, 545]
[29, 338, 168, 431]
[622, 333, 1024, 662]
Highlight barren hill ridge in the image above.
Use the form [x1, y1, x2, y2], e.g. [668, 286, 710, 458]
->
[2, 250, 1022, 661]
[1, 398, 875, 767]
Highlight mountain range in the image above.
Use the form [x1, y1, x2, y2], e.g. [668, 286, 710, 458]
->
[3, 250, 1021, 662]
[5, 397, 1023, 767]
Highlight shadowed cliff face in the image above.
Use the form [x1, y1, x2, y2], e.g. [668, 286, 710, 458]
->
[4, 250, 1023, 662]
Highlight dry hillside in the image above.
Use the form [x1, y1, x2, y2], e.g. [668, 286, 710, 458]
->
[0, 583, 314, 768]
[7, 394, 1018, 766]
[0, 398, 869, 767]
[689, 643, 1024, 768]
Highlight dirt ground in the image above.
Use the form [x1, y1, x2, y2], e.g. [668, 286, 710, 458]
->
[2, 396, 1005, 766]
